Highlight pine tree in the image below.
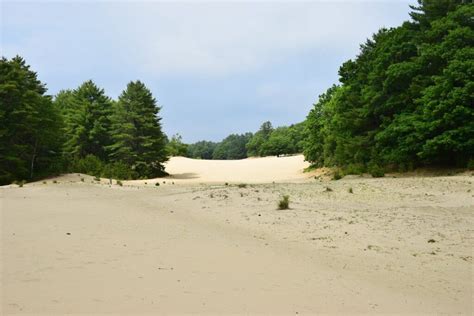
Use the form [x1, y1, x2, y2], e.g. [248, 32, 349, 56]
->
[0, 56, 62, 184]
[108, 81, 168, 177]
[60, 80, 113, 161]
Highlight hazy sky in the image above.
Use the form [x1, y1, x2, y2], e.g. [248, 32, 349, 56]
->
[2, 0, 416, 142]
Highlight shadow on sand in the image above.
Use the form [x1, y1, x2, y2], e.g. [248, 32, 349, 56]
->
[167, 172, 200, 180]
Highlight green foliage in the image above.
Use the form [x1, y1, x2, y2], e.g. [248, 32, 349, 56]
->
[71, 154, 103, 176]
[368, 163, 385, 178]
[246, 121, 273, 156]
[186, 141, 217, 159]
[0, 56, 63, 185]
[166, 134, 188, 157]
[277, 195, 290, 210]
[60, 81, 113, 161]
[248, 121, 305, 157]
[303, 2, 473, 171]
[108, 81, 168, 178]
[212, 133, 252, 160]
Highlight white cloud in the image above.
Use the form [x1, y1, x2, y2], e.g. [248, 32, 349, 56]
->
[2, 1, 415, 78]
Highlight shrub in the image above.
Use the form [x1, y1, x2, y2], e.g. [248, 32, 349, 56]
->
[71, 155, 104, 177]
[80, 178, 84, 182]
[101, 161, 136, 180]
[348, 187, 353, 193]
[332, 169, 343, 180]
[18, 180, 25, 187]
[53, 180, 57, 184]
[238, 183, 247, 188]
[43, 181, 47, 184]
[94, 176, 101, 182]
[117, 180, 123, 186]
[343, 163, 365, 175]
[324, 186, 333, 192]
[277, 195, 290, 210]
[368, 164, 385, 178]
[155, 182, 160, 186]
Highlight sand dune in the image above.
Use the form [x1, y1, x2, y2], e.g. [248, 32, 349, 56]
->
[1, 160, 473, 314]
[163, 155, 311, 184]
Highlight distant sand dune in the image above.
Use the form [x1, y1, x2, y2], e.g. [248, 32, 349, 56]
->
[161, 155, 311, 184]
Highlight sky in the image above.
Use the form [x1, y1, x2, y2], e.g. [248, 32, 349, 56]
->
[1, 0, 417, 143]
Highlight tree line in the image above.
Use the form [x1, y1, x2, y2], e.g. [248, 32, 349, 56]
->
[304, 0, 473, 175]
[0, 58, 168, 185]
[173, 121, 305, 160]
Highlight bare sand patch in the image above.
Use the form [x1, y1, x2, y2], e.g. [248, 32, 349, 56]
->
[1, 163, 473, 314]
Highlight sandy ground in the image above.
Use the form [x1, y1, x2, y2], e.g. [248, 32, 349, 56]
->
[1, 156, 473, 314]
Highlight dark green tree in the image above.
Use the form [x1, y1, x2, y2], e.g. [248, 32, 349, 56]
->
[0, 56, 63, 184]
[108, 80, 168, 177]
[60, 80, 113, 161]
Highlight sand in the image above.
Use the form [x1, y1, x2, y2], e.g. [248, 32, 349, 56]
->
[1, 155, 473, 314]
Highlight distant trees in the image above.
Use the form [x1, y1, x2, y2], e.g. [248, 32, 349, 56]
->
[0, 56, 63, 185]
[166, 133, 188, 157]
[213, 133, 253, 160]
[186, 141, 218, 159]
[303, 0, 473, 171]
[246, 121, 273, 156]
[185, 121, 305, 160]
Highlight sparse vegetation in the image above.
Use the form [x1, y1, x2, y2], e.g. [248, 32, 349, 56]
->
[155, 182, 160, 186]
[324, 186, 333, 192]
[237, 183, 247, 188]
[277, 195, 290, 210]
[80, 178, 84, 182]
[332, 169, 343, 180]
[117, 180, 123, 186]
[53, 180, 57, 184]
[94, 176, 101, 182]
[348, 187, 353, 193]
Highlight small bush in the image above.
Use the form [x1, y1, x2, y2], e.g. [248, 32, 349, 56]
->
[53, 180, 57, 184]
[324, 186, 333, 192]
[225, 182, 229, 186]
[348, 187, 353, 193]
[71, 154, 104, 177]
[238, 183, 247, 188]
[94, 176, 101, 182]
[80, 178, 84, 182]
[155, 182, 160, 186]
[332, 169, 343, 180]
[343, 163, 365, 175]
[117, 180, 123, 186]
[18, 180, 25, 187]
[277, 195, 290, 210]
[368, 164, 385, 178]
[43, 181, 47, 184]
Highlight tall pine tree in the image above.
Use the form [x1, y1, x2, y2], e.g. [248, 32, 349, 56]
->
[108, 81, 168, 177]
[0, 56, 63, 184]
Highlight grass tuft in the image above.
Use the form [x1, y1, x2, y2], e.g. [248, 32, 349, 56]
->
[277, 195, 290, 210]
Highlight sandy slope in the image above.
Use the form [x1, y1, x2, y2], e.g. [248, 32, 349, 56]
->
[1, 157, 473, 314]
[151, 155, 311, 184]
